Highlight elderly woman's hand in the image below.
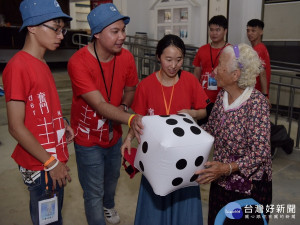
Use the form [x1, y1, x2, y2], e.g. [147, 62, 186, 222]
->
[195, 161, 231, 184]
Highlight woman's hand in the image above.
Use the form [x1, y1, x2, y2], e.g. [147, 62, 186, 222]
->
[195, 161, 230, 184]
[178, 109, 195, 117]
[121, 129, 134, 157]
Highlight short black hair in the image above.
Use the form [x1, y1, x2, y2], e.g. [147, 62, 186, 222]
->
[156, 34, 186, 58]
[247, 19, 264, 29]
[208, 15, 228, 29]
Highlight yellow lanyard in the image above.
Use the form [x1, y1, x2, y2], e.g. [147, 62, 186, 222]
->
[159, 70, 176, 115]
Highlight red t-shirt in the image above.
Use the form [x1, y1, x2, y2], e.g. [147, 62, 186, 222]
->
[132, 71, 209, 116]
[253, 43, 271, 94]
[68, 46, 139, 148]
[193, 43, 229, 103]
[2, 51, 69, 171]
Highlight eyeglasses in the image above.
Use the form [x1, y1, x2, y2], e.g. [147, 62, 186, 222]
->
[42, 24, 67, 36]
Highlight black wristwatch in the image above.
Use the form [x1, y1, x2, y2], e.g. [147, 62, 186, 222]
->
[121, 103, 128, 112]
[263, 93, 268, 97]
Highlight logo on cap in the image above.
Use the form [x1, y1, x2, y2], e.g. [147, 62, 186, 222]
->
[54, 0, 60, 7]
[110, 6, 117, 11]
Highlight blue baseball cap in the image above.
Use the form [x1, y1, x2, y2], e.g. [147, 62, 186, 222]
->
[88, 3, 130, 37]
[19, 0, 72, 31]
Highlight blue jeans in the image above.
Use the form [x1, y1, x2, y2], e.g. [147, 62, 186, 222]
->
[22, 169, 64, 225]
[75, 138, 122, 225]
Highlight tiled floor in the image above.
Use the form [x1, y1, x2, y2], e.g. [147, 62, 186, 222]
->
[0, 68, 299, 225]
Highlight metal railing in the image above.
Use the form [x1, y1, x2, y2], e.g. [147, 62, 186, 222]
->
[71, 33, 300, 149]
[270, 70, 300, 148]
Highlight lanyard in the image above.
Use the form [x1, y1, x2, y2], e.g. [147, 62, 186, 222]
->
[45, 171, 53, 194]
[93, 41, 116, 102]
[159, 70, 176, 115]
[45, 171, 49, 191]
[210, 42, 228, 70]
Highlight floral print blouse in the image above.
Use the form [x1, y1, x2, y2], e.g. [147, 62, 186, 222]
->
[203, 88, 272, 195]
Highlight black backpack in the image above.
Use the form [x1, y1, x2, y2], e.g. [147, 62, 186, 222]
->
[271, 122, 294, 158]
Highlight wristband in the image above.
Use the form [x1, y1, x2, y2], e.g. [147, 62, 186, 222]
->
[226, 163, 232, 176]
[121, 103, 128, 112]
[128, 114, 136, 128]
[43, 155, 56, 167]
[44, 159, 59, 171]
[263, 93, 268, 97]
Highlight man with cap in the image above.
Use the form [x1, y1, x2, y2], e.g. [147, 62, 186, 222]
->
[2, 0, 73, 224]
[68, 3, 142, 225]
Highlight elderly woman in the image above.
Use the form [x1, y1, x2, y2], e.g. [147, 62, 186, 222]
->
[196, 43, 272, 224]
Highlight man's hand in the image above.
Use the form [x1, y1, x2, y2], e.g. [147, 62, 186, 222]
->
[130, 115, 144, 143]
[64, 122, 74, 144]
[48, 161, 72, 189]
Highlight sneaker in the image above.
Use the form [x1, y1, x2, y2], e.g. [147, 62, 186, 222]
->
[103, 207, 120, 224]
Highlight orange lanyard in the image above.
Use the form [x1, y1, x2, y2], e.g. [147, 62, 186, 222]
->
[45, 171, 49, 191]
[159, 70, 176, 115]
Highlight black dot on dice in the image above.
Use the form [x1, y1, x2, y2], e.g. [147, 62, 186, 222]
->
[173, 127, 185, 137]
[195, 156, 204, 167]
[172, 177, 183, 186]
[176, 159, 187, 170]
[190, 126, 201, 135]
[139, 161, 144, 172]
[142, 142, 148, 153]
[190, 174, 199, 182]
[166, 118, 178, 125]
[183, 118, 193, 124]
[160, 115, 170, 118]
[177, 114, 186, 117]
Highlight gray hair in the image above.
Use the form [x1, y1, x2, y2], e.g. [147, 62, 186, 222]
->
[222, 43, 263, 89]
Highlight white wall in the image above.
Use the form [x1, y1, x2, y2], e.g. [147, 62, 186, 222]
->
[193, 0, 208, 47]
[263, 1, 300, 41]
[228, 0, 262, 45]
[114, 0, 154, 38]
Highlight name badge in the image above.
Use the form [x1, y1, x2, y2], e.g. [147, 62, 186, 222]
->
[38, 195, 58, 225]
[207, 74, 218, 90]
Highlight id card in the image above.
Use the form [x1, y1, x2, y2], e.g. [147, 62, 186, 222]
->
[201, 72, 218, 90]
[207, 75, 217, 90]
[38, 195, 58, 225]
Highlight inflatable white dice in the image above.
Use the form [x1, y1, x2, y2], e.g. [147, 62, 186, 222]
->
[134, 113, 214, 196]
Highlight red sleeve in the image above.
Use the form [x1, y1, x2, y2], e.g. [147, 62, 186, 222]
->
[2, 56, 31, 102]
[131, 80, 148, 115]
[67, 49, 98, 97]
[183, 71, 209, 109]
[255, 44, 267, 69]
[193, 81, 209, 109]
[193, 48, 201, 67]
[124, 50, 139, 87]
